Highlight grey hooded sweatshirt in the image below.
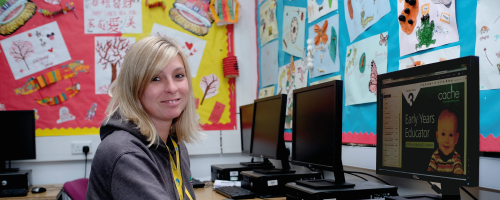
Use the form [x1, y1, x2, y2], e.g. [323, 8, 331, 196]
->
[86, 113, 196, 200]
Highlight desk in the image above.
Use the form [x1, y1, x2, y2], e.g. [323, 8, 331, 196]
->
[194, 185, 285, 200]
[1, 184, 62, 200]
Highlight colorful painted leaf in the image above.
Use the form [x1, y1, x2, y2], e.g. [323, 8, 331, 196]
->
[329, 26, 337, 64]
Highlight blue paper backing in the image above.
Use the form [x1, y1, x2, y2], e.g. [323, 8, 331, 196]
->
[256, 0, 500, 145]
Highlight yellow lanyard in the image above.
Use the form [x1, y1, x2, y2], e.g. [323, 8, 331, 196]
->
[163, 137, 193, 200]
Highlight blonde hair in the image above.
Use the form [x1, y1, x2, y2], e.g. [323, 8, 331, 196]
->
[104, 35, 200, 147]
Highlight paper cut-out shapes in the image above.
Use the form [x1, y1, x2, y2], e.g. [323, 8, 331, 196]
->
[56, 106, 75, 124]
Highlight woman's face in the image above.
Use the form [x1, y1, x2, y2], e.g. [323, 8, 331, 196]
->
[140, 55, 190, 124]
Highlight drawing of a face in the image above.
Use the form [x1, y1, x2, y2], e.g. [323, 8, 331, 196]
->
[290, 17, 298, 44]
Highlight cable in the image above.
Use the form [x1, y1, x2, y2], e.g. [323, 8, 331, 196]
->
[426, 181, 442, 194]
[344, 172, 368, 181]
[320, 169, 325, 179]
[342, 170, 391, 185]
[83, 146, 90, 178]
[460, 187, 478, 200]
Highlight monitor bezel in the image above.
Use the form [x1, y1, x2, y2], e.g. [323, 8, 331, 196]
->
[239, 103, 254, 154]
[0, 110, 36, 161]
[290, 80, 343, 171]
[376, 56, 479, 186]
[249, 94, 287, 160]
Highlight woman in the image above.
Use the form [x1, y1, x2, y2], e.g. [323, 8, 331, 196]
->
[87, 35, 200, 200]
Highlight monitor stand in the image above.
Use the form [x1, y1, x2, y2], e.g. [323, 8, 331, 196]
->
[253, 157, 295, 174]
[1, 160, 20, 173]
[240, 158, 273, 167]
[294, 159, 355, 189]
[386, 183, 461, 200]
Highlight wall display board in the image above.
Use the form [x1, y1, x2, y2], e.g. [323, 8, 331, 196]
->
[0, 0, 237, 136]
[256, 0, 500, 152]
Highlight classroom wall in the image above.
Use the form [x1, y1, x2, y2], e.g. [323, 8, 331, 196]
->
[9, 0, 258, 186]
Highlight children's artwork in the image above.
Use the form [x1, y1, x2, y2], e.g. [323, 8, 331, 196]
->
[44, 0, 60, 4]
[85, 103, 97, 122]
[199, 74, 220, 105]
[0, 0, 37, 36]
[259, 86, 275, 98]
[399, 45, 460, 70]
[84, 0, 142, 34]
[260, 40, 279, 87]
[259, 0, 278, 46]
[152, 23, 207, 78]
[307, 0, 338, 23]
[282, 6, 306, 58]
[94, 37, 134, 94]
[56, 106, 75, 124]
[344, 0, 390, 42]
[310, 75, 341, 86]
[278, 57, 308, 129]
[0, 21, 71, 80]
[169, 0, 213, 36]
[345, 32, 388, 106]
[209, 0, 240, 26]
[476, 0, 500, 90]
[398, 0, 458, 56]
[307, 14, 339, 78]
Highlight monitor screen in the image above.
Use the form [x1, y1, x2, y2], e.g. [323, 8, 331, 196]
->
[240, 103, 254, 154]
[0, 110, 36, 161]
[376, 56, 479, 186]
[250, 95, 286, 159]
[292, 81, 342, 170]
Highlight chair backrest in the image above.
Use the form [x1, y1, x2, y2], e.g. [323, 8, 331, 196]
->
[62, 178, 89, 200]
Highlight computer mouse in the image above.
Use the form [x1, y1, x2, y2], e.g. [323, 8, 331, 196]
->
[32, 187, 46, 193]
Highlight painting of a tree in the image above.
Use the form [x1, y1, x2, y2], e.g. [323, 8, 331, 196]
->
[200, 74, 220, 105]
[9, 40, 34, 70]
[95, 37, 132, 84]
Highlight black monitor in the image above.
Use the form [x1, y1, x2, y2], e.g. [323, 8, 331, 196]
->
[250, 94, 294, 174]
[376, 56, 479, 200]
[291, 80, 354, 189]
[0, 110, 36, 172]
[239, 103, 272, 166]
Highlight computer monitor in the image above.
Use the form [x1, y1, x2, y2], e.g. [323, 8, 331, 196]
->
[291, 80, 354, 189]
[0, 110, 36, 172]
[250, 94, 294, 174]
[376, 56, 479, 200]
[239, 103, 272, 166]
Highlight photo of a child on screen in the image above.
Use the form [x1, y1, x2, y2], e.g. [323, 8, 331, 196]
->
[427, 109, 464, 174]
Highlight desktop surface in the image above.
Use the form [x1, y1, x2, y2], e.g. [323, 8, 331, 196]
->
[0, 184, 62, 200]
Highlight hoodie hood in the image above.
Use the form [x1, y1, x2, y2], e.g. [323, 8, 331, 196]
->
[100, 112, 148, 144]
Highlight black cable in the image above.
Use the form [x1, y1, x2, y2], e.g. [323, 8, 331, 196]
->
[460, 187, 478, 200]
[426, 181, 442, 194]
[320, 169, 325, 179]
[343, 170, 391, 185]
[344, 172, 368, 181]
[83, 146, 90, 178]
[84, 154, 87, 178]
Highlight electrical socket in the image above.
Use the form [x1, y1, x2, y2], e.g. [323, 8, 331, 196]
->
[71, 141, 92, 154]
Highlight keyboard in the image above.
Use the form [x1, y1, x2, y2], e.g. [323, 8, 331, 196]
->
[214, 186, 255, 199]
[0, 188, 29, 197]
[191, 179, 205, 188]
